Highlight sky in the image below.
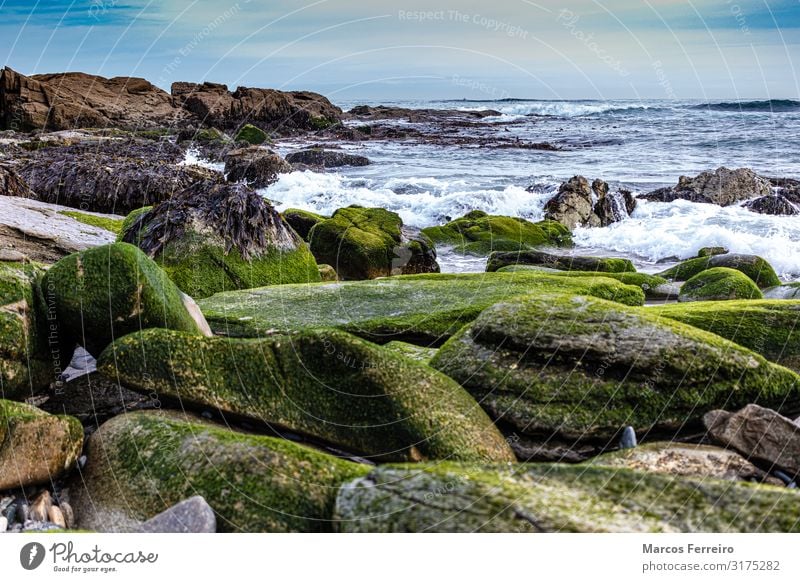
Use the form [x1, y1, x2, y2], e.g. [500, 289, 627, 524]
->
[1, 0, 798, 102]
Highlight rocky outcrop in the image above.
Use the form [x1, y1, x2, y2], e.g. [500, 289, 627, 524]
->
[285, 149, 370, 168]
[543, 176, 635, 229]
[0, 67, 187, 131]
[223, 146, 291, 188]
[744, 194, 800, 215]
[641, 167, 772, 206]
[705, 404, 800, 478]
[430, 293, 800, 460]
[17, 140, 220, 214]
[309, 206, 439, 280]
[171, 81, 342, 134]
[122, 181, 320, 298]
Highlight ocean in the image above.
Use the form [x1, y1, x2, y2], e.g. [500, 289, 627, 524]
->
[259, 98, 800, 280]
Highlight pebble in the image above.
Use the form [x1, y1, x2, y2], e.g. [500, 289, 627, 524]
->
[29, 491, 52, 522]
[48, 505, 66, 528]
[137, 496, 216, 533]
[16, 501, 29, 523]
[0, 249, 26, 262]
[4, 504, 17, 525]
[0, 516, 7, 532]
[60, 501, 74, 529]
[773, 470, 797, 487]
[619, 426, 637, 449]
[78, 455, 87, 469]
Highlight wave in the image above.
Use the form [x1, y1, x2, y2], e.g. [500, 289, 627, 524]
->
[453, 101, 663, 118]
[693, 99, 800, 113]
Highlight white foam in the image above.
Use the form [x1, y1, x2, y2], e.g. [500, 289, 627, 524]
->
[180, 148, 224, 172]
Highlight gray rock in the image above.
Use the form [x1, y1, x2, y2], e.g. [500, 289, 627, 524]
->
[286, 149, 370, 168]
[641, 167, 772, 206]
[619, 426, 637, 449]
[543, 175, 599, 229]
[138, 496, 216, 533]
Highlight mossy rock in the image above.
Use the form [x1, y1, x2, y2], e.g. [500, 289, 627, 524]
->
[678, 267, 763, 302]
[421, 211, 572, 256]
[59, 211, 123, 234]
[41, 243, 204, 355]
[190, 127, 227, 143]
[487, 249, 635, 273]
[0, 262, 52, 398]
[430, 293, 800, 449]
[234, 124, 268, 145]
[198, 272, 645, 346]
[698, 246, 728, 257]
[657, 253, 780, 288]
[0, 399, 83, 490]
[283, 208, 327, 241]
[335, 462, 800, 532]
[69, 411, 369, 532]
[495, 266, 669, 298]
[116, 206, 152, 243]
[308, 206, 438, 280]
[98, 328, 515, 463]
[317, 264, 338, 281]
[383, 341, 437, 364]
[651, 300, 800, 373]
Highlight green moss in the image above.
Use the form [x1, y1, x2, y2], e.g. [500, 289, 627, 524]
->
[116, 206, 152, 243]
[487, 250, 636, 273]
[317, 264, 337, 281]
[156, 231, 321, 299]
[198, 272, 645, 345]
[335, 462, 800, 532]
[134, 128, 173, 140]
[698, 246, 728, 257]
[651, 300, 800, 372]
[283, 208, 327, 240]
[59, 211, 123, 234]
[98, 328, 515, 463]
[383, 341, 437, 363]
[189, 128, 227, 142]
[422, 211, 573, 256]
[309, 116, 336, 130]
[496, 266, 667, 297]
[430, 293, 800, 442]
[308, 206, 436, 280]
[234, 124, 268, 145]
[71, 411, 370, 532]
[40, 243, 203, 354]
[678, 267, 763, 302]
[658, 254, 780, 288]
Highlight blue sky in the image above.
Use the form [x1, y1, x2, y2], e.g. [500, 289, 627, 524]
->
[1, 0, 798, 101]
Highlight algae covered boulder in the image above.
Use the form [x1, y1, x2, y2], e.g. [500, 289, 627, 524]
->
[234, 123, 268, 145]
[41, 243, 204, 355]
[0, 399, 83, 490]
[283, 208, 327, 240]
[122, 181, 320, 299]
[309, 206, 439, 280]
[652, 300, 800, 372]
[487, 249, 635, 274]
[198, 272, 645, 345]
[495, 266, 672, 299]
[0, 262, 52, 398]
[658, 253, 780, 288]
[70, 411, 369, 532]
[678, 267, 763, 302]
[422, 211, 571, 256]
[335, 463, 800, 532]
[116, 206, 152, 243]
[98, 328, 515, 463]
[430, 293, 800, 457]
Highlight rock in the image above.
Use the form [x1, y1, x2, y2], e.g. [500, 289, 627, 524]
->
[60, 501, 74, 528]
[116, 206, 152, 244]
[764, 283, 800, 300]
[0, 262, 52, 398]
[593, 181, 637, 226]
[223, 146, 291, 188]
[234, 124, 267, 145]
[29, 490, 52, 522]
[705, 404, 800, 478]
[0, 249, 26, 262]
[171, 81, 342, 135]
[641, 167, 772, 206]
[98, 328, 515, 463]
[121, 181, 320, 299]
[285, 149, 370, 168]
[589, 442, 782, 484]
[137, 496, 216, 533]
[335, 463, 800, 532]
[744, 194, 800, 215]
[41, 242, 205, 355]
[383, 341, 437, 364]
[18, 140, 221, 214]
[657, 253, 781, 288]
[652, 300, 800, 373]
[60, 346, 97, 382]
[678, 267, 763, 302]
[0, 67, 187, 131]
[494, 266, 670, 299]
[0, 164, 33, 198]
[47, 505, 66, 528]
[543, 176, 600, 229]
[197, 272, 646, 344]
[309, 206, 439, 280]
[487, 249, 635, 273]
[0, 400, 82, 490]
[69, 411, 369, 532]
[430, 293, 800, 458]
[283, 208, 327, 241]
[0, 516, 7, 532]
[0, 196, 118, 263]
[619, 426, 637, 449]
[317, 264, 337, 281]
[421, 211, 572, 256]
[698, 246, 728, 257]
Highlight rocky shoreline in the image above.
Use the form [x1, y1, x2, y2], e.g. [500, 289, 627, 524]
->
[2, 68, 800, 533]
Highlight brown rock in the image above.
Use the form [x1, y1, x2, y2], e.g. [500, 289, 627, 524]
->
[30, 490, 53, 522]
[704, 404, 800, 477]
[0, 164, 33, 198]
[544, 175, 600, 229]
[48, 505, 66, 528]
[223, 146, 291, 188]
